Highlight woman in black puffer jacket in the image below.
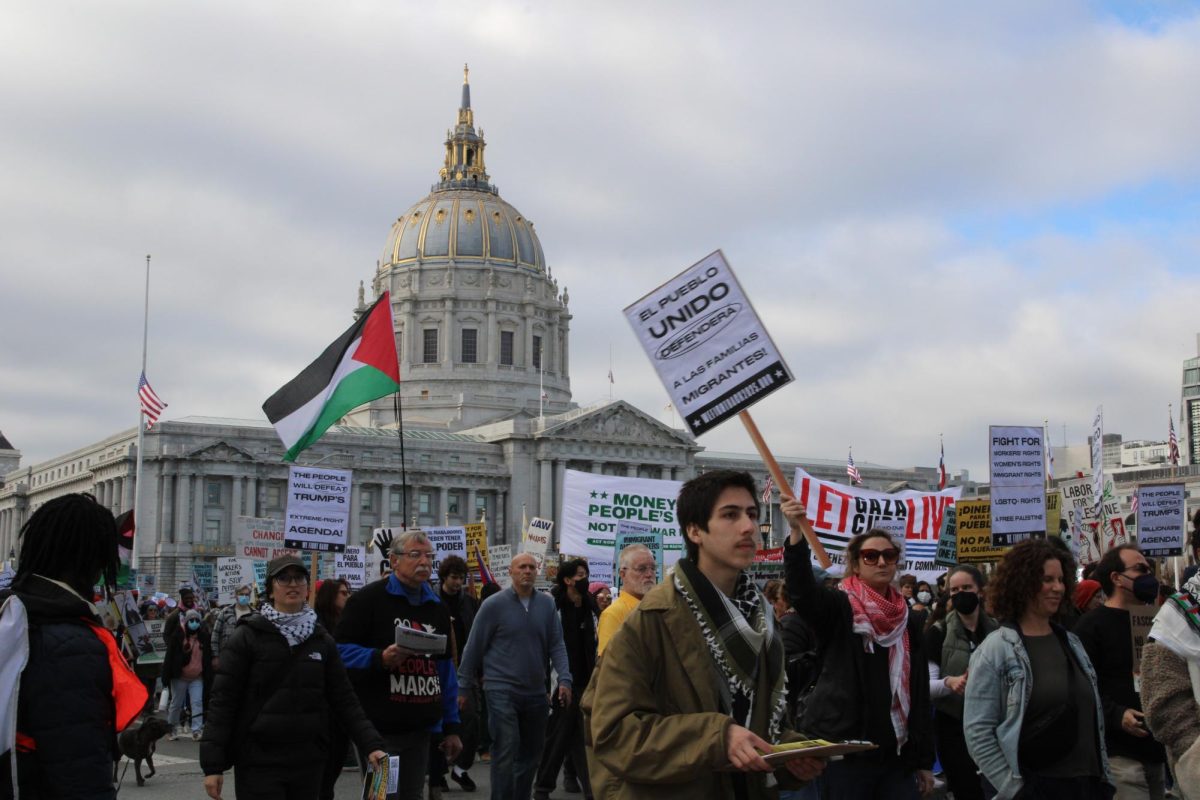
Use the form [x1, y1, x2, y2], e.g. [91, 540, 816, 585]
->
[200, 557, 386, 800]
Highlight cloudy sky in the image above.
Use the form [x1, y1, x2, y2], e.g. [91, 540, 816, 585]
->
[4, 0, 1200, 479]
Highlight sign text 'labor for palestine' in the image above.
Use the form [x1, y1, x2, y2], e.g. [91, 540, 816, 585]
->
[624, 250, 793, 436]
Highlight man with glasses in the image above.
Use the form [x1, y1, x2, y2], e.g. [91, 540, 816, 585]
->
[336, 531, 463, 800]
[1074, 544, 1167, 799]
[596, 543, 656, 655]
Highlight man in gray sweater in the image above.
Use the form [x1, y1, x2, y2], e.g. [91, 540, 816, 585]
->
[458, 552, 572, 800]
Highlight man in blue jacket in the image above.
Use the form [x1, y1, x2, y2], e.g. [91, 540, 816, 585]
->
[337, 531, 462, 800]
[458, 552, 572, 800]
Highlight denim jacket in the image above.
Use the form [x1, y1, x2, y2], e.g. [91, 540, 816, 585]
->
[962, 624, 1113, 800]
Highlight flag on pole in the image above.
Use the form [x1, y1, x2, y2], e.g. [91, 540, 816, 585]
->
[761, 475, 774, 504]
[1169, 408, 1181, 466]
[938, 441, 947, 490]
[115, 510, 135, 587]
[1045, 425, 1055, 481]
[138, 372, 167, 429]
[475, 544, 495, 586]
[262, 292, 401, 462]
[1131, 493, 1139, 516]
[846, 449, 862, 485]
[607, 369, 614, 384]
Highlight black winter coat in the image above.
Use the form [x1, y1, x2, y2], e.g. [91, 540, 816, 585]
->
[162, 620, 213, 683]
[784, 539, 934, 773]
[1, 576, 119, 800]
[199, 612, 385, 776]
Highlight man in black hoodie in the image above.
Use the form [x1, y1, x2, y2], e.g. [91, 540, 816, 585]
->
[1, 493, 148, 799]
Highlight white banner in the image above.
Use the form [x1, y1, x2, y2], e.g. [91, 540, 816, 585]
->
[793, 467, 960, 582]
[285, 466, 351, 552]
[988, 426, 1046, 546]
[332, 545, 368, 590]
[216, 557, 254, 602]
[623, 250, 793, 436]
[424, 526, 467, 579]
[232, 516, 294, 561]
[1059, 476, 1130, 564]
[1136, 483, 1186, 557]
[559, 470, 684, 573]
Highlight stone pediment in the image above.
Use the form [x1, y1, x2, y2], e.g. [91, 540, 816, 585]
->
[543, 402, 696, 448]
[184, 441, 258, 463]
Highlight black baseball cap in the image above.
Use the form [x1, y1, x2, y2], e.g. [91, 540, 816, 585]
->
[267, 554, 309, 579]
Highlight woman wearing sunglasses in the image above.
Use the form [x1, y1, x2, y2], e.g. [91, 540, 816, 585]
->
[963, 539, 1113, 799]
[782, 498, 934, 798]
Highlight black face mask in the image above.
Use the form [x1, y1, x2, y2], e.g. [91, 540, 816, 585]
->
[952, 590, 980, 615]
[1129, 574, 1159, 605]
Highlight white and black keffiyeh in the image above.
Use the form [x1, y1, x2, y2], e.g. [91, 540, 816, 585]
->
[260, 603, 318, 647]
[673, 558, 788, 741]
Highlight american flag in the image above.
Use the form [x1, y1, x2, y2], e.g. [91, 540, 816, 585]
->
[138, 371, 167, 429]
[761, 475, 774, 504]
[1131, 493, 1140, 516]
[938, 441, 947, 490]
[846, 449, 862, 485]
[1169, 410, 1180, 466]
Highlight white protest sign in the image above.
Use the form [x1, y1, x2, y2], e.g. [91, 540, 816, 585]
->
[559, 470, 684, 570]
[285, 466, 351, 552]
[371, 527, 400, 579]
[524, 518, 553, 555]
[489, 544, 512, 589]
[216, 558, 254, 602]
[232, 516, 294, 561]
[623, 250, 793, 436]
[988, 426, 1046, 547]
[1136, 483, 1186, 557]
[1091, 406, 1106, 520]
[614, 520, 663, 591]
[793, 466, 959, 583]
[1060, 476, 1130, 564]
[424, 527, 468, 578]
[333, 545, 368, 590]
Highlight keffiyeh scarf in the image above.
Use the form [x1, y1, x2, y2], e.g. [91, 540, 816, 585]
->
[841, 574, 911, 751]
[260, 603, 318, 648]
[673, 558, 787, 741]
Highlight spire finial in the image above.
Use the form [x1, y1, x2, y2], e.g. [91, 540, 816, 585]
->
[463, 63, 469, 84]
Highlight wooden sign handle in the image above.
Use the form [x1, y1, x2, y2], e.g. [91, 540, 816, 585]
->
[308, 551, 319, 606]
[738, 411, 832, 568]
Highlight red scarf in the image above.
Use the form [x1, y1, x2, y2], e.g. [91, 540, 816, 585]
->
[840, 574, 911, 750]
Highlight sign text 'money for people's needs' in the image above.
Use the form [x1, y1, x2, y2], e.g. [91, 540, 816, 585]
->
[623, 250, 793, 436]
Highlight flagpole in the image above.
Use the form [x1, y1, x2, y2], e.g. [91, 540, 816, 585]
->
[394, 393, 408, 531]
[131, 254, 151, 572]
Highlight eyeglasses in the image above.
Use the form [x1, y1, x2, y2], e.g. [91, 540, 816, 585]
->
[397, 550, 435, 562]
[1121, 563, 1151, 576]
[859, 548, 901, 565]
[274, 573, 308, 586]
[624, 564, 656, 574]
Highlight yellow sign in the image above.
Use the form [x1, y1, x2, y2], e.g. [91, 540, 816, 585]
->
[956, 493, 1063, 564]
[465, 523, 488, 576]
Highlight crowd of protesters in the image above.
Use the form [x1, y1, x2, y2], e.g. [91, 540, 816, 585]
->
[2, 488, 1199, 800]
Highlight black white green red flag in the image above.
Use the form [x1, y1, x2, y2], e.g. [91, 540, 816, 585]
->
[263, 292, 400, 462]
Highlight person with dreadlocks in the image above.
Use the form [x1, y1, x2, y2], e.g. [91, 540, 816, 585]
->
[582, 470, 824, 799]
[0, 493, 148, 799]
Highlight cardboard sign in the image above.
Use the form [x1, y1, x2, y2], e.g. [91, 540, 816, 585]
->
[489, 544, 513, 589]
[560, 470, 684, 570]
[233, 516, 294, 561]
[284, 466, 351, 552]
[371, 527, 399, 579]
[425, 527, 468, 579]
[623, 250, 793, 436]
[216, 557, 254, 602]
[333, 545, 368, 590]
[1136, 483, 1186, 557]
[934, 505, 958, 568]
[955, 500, 1008, 564]
[465, 523, 488, 580]
[748, 546, 785, 586]
[524, 517, 553, 556]
[1059, 476, 1130, 565]
[988, 426, 1047, 546]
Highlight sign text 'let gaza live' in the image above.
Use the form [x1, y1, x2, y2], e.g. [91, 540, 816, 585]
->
[624, 251, 793, 436]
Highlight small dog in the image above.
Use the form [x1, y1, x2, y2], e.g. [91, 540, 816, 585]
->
[115, 716, 174, 787]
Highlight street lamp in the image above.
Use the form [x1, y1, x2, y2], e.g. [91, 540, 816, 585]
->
[759, 521, 772, 548]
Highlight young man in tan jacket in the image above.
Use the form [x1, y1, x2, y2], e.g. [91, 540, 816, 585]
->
[582, 470, 824, 800]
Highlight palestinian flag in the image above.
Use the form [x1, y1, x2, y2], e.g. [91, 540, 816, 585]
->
[115, 510, 135, 587]
[263, 292, 401, 462]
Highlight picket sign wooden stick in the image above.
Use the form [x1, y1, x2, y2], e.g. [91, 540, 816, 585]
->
[738, 410, 832, 568]
[308, 551, 319, 605]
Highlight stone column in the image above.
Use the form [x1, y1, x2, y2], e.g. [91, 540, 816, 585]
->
[554, 460, 566, 524]
[245, 476, 257, 517]
[192, 473, 205, 545]
[591, 461, 603, 474]
[121, 474, 135, 514]
[159, 471, 173, 548]
[381, 485, 392, 527]
[539, 460, 553, 522]
[175, 473, 191, 545]
[626, 463, 638, 477]
[230, 477, 242, 544]
[349, 483, 361, 542]
[661, 466, 674, 480]
[438, 486, 450, 524]
[442, 300, 454, 368]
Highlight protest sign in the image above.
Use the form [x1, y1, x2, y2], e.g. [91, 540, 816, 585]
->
[191, 563, 215, 597]
[934, 505, 958, 567]
[614, 520, 663, 591]
[141, 619, 167, 657]
[524, 518, 553, 556]
[489, 544, 512, 589]
[284, 466, 351, 552]
[748, 547, 784, 586]
[955, 500, 1007, 564]
[988, 426, 1046, 546]
[1130, 603, 1157, 686]
[253, 560, 268, 595]
[216, 558, 254, 602]
[233, 516, 294, 561]
[465, 523, 488, 580]
[792, 467, 958, 580]
[1059, 476, 1130, 564]
[1091, 406, 1105, 519]
[587, 558, 614, 588]
[333, 545, 368, 590]
[623, 250, 793, 437]
[424, 527, 468, 579]
[1136, 483, 1186, 557]
[560, 470, 683, 572]
[370, 527, 399, 579]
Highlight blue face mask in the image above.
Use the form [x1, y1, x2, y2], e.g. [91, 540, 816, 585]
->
[187, 621, 201, 631]
[236, 595, 251, 607]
